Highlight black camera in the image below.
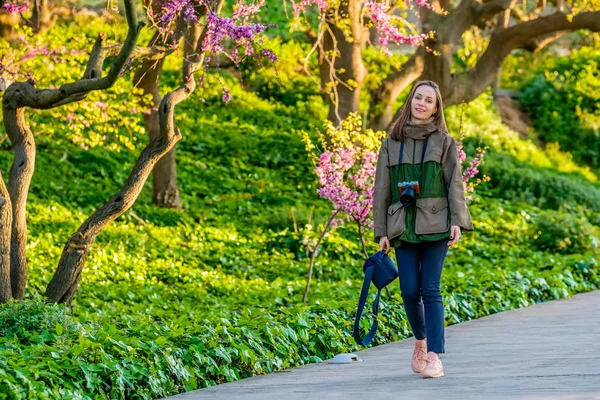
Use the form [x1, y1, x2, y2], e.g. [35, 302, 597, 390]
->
[397, 180, 421, 206]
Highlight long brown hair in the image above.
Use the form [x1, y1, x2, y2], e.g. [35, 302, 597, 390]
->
[389, 80, 449, 142]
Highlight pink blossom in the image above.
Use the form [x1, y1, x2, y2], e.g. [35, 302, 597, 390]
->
[2, 1, 29, 13]
[365, 1, 430, 56]
[465, 167, 479, 177]
[222, 88, 231, 102]
[94, 101, 109, 111]
[290, 0, 329, 19]
[233, 0, 265, 23]
[314, 146, 378, 227]
[414, 0, 433, 8]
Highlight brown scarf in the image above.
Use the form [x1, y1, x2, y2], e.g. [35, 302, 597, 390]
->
[403, 119, 437, 140]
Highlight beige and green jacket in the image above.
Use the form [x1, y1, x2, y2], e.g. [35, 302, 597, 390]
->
[373, 123, 474, 247]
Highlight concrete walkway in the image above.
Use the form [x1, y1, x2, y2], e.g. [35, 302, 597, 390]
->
[168, 290, 600, 400]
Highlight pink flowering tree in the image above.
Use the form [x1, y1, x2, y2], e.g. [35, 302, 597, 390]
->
[301, 113, 386, 302]
[457, 142, 489, 202]
[0, 0, 278, 304]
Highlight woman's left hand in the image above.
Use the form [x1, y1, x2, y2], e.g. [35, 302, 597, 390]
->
[448, 225, 461, 246]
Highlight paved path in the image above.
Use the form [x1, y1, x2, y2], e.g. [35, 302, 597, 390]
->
[168, 290, 600, 400]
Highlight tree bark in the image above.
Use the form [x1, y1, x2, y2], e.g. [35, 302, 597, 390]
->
[318, 0, 369, 125]
[0, 173, 12, 303]
[2, 90, 36, 299]
[134, 40, 183, 209]
[0, 0, 142, 302]
[45, 106, 183, 303]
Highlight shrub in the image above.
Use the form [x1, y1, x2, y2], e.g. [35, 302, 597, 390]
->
[529, 209, 599, 253]
[0, 297, 82, 344]
[519, 47, 600, 169]
[479, 152, 600, 211]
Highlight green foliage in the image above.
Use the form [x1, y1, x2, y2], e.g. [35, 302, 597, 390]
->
[0, 297, 81, 344]
[479, 152, 600, 211]
[530, 208, 599, 253]
[444, 93, 600, 212]
[239, 37, 324, 108]
[518, 47, 600, 169]
[0, 17, 152, 152]
[445, 92, 597, 183]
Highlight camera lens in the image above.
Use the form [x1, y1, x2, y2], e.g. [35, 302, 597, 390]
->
[400, 185, 415, 206]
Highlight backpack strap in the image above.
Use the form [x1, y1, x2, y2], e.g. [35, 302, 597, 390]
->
[353, 263, 383, 346]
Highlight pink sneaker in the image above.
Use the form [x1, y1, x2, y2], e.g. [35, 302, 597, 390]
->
[423, 352, 444, 378]
[411, 339, 427, 373]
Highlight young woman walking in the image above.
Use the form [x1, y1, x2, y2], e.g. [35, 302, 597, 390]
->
[372, 80, 473, 378]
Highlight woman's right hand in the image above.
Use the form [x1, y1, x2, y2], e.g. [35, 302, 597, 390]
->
[379, 236, 390, 254]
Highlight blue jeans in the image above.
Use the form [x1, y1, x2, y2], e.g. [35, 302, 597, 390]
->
[395, 239, 449, 354]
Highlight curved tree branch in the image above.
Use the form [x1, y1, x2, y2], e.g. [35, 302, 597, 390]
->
[445, 10, 600, 106]
[27, 0, 144, 109]
[369, 0, 518, 130]
[1, 94, 34, 299]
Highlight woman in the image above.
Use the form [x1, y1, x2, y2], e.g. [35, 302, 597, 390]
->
[373, 80, 473, 378]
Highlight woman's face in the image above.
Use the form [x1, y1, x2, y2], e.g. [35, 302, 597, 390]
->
[411, 85, 438, 121]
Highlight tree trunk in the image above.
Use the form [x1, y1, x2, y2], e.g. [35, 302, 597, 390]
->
[368, 2, 600, 127]
[0, 0, 142, 303]
[134, 57, 183, 210]
[318, 0, 369, 125]
[2, 91, 36, 300]
[45, 99, 183, 303]
[30, 0, 53, 33]
[0, 173, 12, 303]
[134, 19, 184, 209]
[368, 50, 425, 131]
[444, 11, 600, 107]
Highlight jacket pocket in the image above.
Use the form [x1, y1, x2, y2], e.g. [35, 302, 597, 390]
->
[415, 197, 450, 235]
[386, 202, 406, 239]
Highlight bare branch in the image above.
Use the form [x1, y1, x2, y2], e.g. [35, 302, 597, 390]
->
[83, 32, 108, 80]
[520, 31, 565, 52]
